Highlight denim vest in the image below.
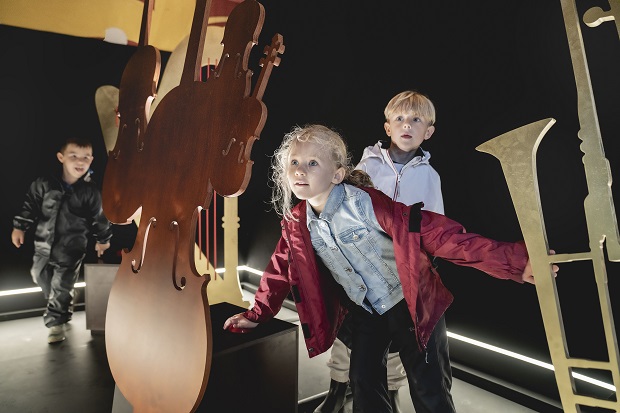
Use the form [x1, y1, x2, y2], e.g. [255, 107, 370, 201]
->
[307, 184, 404, 315]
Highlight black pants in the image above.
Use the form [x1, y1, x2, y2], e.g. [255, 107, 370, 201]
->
[31, 253, 83, 327]
[348, 300, 455, 413]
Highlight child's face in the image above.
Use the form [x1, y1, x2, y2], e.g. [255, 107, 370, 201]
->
[384, 111, 435, 155]
[57, 143, 94, 184]
[287, 141, 345, 214]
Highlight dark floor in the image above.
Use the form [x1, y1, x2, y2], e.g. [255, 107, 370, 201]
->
[0, 312, 115, 413]
[0, 309, 325, 413]
[0, 303, 549, 413]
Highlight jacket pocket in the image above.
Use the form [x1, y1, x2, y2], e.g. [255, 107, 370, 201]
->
[337, 226, 369, 244]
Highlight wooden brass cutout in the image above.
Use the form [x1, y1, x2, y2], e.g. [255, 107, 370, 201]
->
[102, 1, 283, 412]
[477, 1, 620, 411]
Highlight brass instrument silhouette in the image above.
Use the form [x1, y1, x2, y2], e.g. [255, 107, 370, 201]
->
[477, 1, 620, 411]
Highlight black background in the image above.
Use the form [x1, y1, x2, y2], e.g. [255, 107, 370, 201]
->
[1, 0, 619, 404]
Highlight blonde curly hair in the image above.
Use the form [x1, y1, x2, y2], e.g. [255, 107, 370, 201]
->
[271, 124, 373, 221]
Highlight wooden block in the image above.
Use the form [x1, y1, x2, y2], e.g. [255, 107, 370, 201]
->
[83, 264, 119, 332]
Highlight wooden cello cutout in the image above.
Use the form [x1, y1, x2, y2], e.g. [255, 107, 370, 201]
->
[102, 0, 160, 225]
[103, 0, 283, 412]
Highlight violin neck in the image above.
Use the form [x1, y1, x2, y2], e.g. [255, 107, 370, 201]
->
[182, 0, 213, 85]
[252, 34, 284, 100]
[138, 0, 154, 47]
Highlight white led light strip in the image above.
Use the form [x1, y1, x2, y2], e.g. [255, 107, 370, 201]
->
[1, 266, 615, 393]
[0, 282, 86, 297]
[448, 332, 615, 392]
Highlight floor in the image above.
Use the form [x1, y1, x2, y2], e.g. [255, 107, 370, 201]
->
[0, 289, 542, 413]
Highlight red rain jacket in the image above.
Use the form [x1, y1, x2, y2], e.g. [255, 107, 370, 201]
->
[243, 187, 528, 358]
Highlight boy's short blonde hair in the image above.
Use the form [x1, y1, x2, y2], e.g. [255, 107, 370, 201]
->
[384, 90, 436, 126]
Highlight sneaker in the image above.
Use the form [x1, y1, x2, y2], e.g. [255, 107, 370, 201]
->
[48, 324, 66, 344]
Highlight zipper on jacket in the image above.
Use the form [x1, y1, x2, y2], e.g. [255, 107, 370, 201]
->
[385, 149, 423, 202]
[283, 218, 319, 346]
[385, 152, 402, 201]
[394, 174, 401, 201]
[414, 314, 429, 362]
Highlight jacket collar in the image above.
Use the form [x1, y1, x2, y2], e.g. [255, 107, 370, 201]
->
[367, 141, 430, 166]
[384, 145, 427, 165]
[305, 183, 346, 228]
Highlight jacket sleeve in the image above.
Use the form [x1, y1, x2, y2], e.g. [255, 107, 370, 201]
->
[421, 168, 444, 215]
[13, 178, 44, 231]
[419, 210, 528, 283]
[243, 236, 293, 323]
[88, 187, 113, 244]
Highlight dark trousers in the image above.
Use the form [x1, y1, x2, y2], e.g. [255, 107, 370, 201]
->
[348, 300, 455, 413]
[31, 253, 83, 327]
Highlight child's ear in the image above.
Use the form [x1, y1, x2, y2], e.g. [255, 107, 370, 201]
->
[333, 167, 346, 184]
[384, 122, 391, 137]
[424, 125, 436, 140]
[56, 152, 64, 163]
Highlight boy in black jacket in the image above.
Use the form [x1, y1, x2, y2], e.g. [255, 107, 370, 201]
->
[11, 137, 112, 343]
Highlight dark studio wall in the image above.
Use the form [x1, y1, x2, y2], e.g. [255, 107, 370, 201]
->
[1, 0, 619, 406]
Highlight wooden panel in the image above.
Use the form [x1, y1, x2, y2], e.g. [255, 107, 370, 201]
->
[84, 264, 119, 332]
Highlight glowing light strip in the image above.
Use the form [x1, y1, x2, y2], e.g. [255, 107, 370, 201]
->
[448, 332, 616, 392]
[1, 266, 616, 393]
[0, 282, 86, 297]
[236, 265, 264, 276]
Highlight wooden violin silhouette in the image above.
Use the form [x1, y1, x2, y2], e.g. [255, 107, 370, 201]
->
[208, 11, 284, 196]
[102, 0, 160, 224]
[103, 0, 283, 412]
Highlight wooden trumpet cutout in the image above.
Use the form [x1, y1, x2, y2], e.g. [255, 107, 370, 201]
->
[477, 1, 620, 410]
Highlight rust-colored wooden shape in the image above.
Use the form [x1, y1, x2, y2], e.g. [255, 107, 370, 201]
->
[102, 0, 160, 224]
[103, 0, 283, 412]
[205, 5, 284, 197]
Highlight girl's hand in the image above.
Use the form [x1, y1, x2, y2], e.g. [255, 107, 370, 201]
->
[223, 313, 258, 330]
[521, 250, 559, 284]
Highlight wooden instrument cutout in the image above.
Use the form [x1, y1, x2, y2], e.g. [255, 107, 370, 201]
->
[95, 85, 121, 154]
[149, 0, 244, 117]
[102, 0, 160, 225]
[103, 0, 283, 412]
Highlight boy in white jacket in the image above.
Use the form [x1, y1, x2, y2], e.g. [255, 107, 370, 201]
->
[315, 90, 451, 413]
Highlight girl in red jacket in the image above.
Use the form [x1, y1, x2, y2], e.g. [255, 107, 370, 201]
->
[224, 124, 550, 412]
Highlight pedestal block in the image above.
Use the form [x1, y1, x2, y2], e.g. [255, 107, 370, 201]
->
[83, 264, 119, 333]
[196, 302, 298, 412]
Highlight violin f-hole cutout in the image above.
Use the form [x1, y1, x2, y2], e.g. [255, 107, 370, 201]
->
[112, 124, 127, 160]
[170, 220, 186, 291]
[108, 122, 127, 161]
[235, 53, 243, 78]
[222, 137, 236, 156]
[237, 141, 246, 164]
[215, 53, 229, 78]
[135, 118, 144, 151]
[131, 216, 156, 273]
